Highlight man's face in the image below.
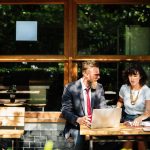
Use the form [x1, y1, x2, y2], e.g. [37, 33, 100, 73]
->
[86, 67, 100, 89]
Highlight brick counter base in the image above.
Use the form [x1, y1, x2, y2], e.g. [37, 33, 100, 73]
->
[20, 122, 74, 150]
[6, 112, 74, 150]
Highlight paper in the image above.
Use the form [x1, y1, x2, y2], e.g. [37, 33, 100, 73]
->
[143, 127, 150, 132]
[141, 121, 150, 127]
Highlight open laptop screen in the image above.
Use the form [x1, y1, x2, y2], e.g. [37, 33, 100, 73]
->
[91, 108, 122, 129]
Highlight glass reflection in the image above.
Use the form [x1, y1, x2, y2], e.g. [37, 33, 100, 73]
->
[78, 5, 150, 55]
[0, 62, 64, 111]
[0, 5, 64, 55]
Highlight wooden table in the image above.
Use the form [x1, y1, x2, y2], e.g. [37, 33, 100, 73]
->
[80, 124, 150, 150]
[0, 107, 25, 150]
[27, 104, 46, 111]
[0, 90, 40, 106]
[0, 90, 40, 94]
[0, 99, 28, 104]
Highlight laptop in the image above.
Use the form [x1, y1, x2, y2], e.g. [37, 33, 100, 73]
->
[91, 108, 122, 129]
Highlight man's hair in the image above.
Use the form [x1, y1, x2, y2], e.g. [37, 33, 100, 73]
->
[82, 60, 99, 73]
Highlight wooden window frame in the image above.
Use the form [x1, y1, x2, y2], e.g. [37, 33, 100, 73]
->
[0, 0, 150, 85]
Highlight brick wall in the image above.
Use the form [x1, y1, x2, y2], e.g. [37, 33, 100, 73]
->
[16, 123, 74, 150]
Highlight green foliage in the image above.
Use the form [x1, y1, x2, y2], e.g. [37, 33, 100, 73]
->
[0, 4, 64, 54]
[78, 4, 150, 55]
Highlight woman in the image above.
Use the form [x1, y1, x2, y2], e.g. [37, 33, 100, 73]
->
[117, 63, 150, 150]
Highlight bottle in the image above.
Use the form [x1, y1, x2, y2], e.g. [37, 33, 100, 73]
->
[44, 140, 53, 150]
[10, 85, 16, 103]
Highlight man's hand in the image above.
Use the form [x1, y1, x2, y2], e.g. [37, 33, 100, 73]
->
[76, 116, 91, 128]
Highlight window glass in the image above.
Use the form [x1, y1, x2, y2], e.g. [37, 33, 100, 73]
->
[121, 62, 150, 86]
[77, 5, 150, 55]
[0, 4, 64, 55]
[0, 62, 64, 111]
[77, 62, 118, 104]
[77, 62, 150, 105]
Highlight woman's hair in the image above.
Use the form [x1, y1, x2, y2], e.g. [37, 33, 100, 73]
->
[122, 63, 148, 86]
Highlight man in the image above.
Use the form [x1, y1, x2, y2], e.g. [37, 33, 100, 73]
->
[61, 61, 108, 150]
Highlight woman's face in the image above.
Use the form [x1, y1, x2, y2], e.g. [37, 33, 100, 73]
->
[128, 71, 141, 87]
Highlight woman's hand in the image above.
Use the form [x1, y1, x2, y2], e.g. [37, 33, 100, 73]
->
[132, 116, 143, 126]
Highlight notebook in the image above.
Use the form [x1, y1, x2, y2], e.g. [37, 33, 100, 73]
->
[91, 108, 122, 129]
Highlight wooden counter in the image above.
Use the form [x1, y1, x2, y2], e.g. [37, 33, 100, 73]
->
[80, 124, 150, 136]
[80, 124, 150, 150]
[25, 111, 65, 123]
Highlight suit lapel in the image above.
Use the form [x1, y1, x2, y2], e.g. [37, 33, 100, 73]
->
[77, 79, 85, 116]
[80, 91, 85, 115]
[91, 89, 96, 110]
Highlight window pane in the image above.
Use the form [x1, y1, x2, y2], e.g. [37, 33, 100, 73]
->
[77, 62, 150, 105]
[77, 62, 118, 105]
[0, 5, 64, 55]
[0, 62, 64, 111]
[77, 5, 150, 55]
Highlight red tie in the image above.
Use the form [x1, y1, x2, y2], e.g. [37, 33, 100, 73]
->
[86, 88, 92, 121]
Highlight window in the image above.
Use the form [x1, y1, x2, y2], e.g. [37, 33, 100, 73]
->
[77, 61, 150, 104]
[0, 4, 64, 55]
[0, 0, 150, 111]
[77, 4, 150, 55]
[0, 62, 64, 111]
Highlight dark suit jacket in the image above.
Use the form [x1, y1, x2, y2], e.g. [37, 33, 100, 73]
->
[61, 78, 107, 138]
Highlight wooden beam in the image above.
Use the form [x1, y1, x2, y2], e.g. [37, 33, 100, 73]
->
[0, 0, 65, 4]
[0, 55, 67, 62]
[73, 55, 150, 62]
[75, 0, 150, 4]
